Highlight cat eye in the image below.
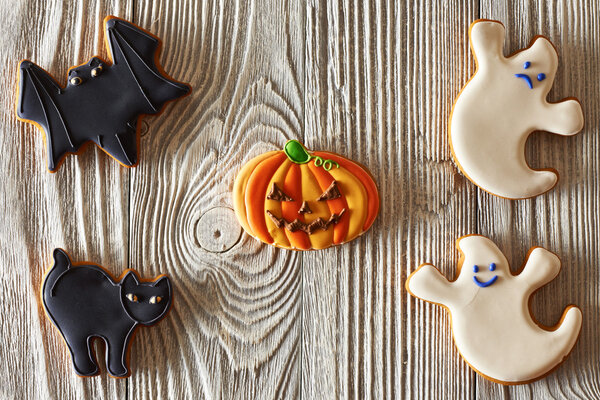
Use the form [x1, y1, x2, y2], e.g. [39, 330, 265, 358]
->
[126, 293, 138, 302]
[70, 76, 83, 86]
[149, 296, 162, 304]
[91, 66, 103, 77]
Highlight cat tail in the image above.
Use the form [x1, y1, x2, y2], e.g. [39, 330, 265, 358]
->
[44, 249, 73, 297]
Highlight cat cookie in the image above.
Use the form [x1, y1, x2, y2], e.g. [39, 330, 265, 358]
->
[449, 20, 583, 199]
[16, 16, 191, 172]
[406, 235, 582, 384]
[233, 140, 379, 250]
[41, 249, 172, 377]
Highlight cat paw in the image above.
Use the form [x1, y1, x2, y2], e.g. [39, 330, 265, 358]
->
[108, 365, 129, 377]
[73, 361, 99, 376]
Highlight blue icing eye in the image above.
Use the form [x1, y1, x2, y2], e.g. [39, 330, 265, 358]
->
[489, 263, 496, 271]
[537, 73, 546, 81]
[473, 265, 479, 273]
[523, 61, 531, 69]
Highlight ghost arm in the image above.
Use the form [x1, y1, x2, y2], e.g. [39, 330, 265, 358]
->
[406, 264, 454, 307]
[537, 99, 584, 136]
[469, 20, 506, 64]
[517, 247, 561, 290]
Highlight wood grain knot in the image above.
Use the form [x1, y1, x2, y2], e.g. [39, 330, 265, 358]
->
[195, 207, 242, 253]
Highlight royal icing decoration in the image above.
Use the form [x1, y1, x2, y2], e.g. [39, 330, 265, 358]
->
[233, 140, 379, 250]
[42, 249, 172, 377]
[450, 20, 584, 199]
[16, 16, 191, 172]
[406, 235, 582, 384]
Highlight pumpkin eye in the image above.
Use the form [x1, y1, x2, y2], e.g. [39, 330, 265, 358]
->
[149, 296, 162, 304]
[267, 183, 293, 201]
[126, 293, 138, 302]
[317, 181, 341, 201]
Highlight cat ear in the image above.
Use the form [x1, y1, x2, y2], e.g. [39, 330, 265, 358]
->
[153, 276, 171, 291]
[121, 271, 140, 287]
[53, 248, 72, 269]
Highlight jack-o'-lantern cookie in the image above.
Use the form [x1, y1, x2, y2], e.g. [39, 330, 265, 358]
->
[406, 235, 582, 384]
[16, 16, 191, 172]
[233, 140, 379, 250]
[450, 20, 583, 199]
[42, 249, 172, 377]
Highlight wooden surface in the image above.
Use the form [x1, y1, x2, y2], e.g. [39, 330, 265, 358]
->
[0, 0, 598, 398]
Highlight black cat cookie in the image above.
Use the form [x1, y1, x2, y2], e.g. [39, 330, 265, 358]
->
[16, 16, 191, 172]
[41, 249, 172, 377]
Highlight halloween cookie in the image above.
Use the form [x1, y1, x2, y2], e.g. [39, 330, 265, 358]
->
[233, 140, 379, 250]
[16, 16, 191, 172]
[406, 235, 582, 384]
[42, 249, 172, 377]
[449, 20, 583, 199]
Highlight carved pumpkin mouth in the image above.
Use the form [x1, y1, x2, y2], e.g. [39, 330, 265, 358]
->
[266, 209, 346, 235]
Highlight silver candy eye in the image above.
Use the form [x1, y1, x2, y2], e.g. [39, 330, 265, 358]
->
[70, 76, 82, 86]
[91, 66, 103, 77]
[126, 293, 138, 302]
[149, 296, 162, 304]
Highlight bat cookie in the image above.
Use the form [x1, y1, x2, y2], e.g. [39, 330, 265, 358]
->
[406, 235, 582, 384]
[233, 140, 379, 250]
[41, 249, 172, 377]
[16, 16, 191, 172]
[449, 20, 583, 199]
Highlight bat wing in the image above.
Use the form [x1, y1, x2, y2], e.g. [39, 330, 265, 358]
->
[17, 61, 77, 171]
[105, 17, 190, 114]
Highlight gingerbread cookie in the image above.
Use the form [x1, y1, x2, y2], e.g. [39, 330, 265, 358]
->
[406, 235, 582, 384]
[450, 20, 583, 199]
[16, 16, 191, 172]
[42, 249, 172, 377]
[233, 140, 379, 250]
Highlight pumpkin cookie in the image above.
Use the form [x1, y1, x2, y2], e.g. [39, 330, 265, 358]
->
[233, 140, 379, 250]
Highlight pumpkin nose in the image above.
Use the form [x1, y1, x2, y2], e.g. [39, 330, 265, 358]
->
[298, 201, 312, 214]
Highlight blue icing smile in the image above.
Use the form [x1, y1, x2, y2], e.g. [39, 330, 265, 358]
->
[473, 275, 498, 287]
[472, 263, 498, 287]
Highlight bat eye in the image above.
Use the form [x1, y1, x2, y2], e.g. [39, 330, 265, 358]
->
[126, 293, 138, 302]
[70, 76, 83, 86]
[149, 296, 162, 304]
[91, 66, 103, 77]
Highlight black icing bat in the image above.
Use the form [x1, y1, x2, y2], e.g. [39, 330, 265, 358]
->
[16, 16, 191, 172]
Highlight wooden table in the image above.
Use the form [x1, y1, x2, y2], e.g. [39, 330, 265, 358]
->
[1, 0, 597, 398]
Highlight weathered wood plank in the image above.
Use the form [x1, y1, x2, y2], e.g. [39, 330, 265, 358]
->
[476, 1, 600, 398]
[128, 0, 305, 398]
[303, 0, 478, 399]
[0, 0, 132, 398]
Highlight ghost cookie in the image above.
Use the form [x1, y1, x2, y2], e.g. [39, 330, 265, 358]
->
[406, 235, 582, 384]
[233, 140, 379, 250]
[449, 19, 584, 199]
[16, 16, 191, 172]
[41, 249, 172, 377]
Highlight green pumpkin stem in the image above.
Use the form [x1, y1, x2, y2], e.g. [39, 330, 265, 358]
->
[283, 140, 340, 170]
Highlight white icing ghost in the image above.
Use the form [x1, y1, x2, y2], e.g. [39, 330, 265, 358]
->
[450, 20, 584, 199]
[406, 235, 582, 384]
